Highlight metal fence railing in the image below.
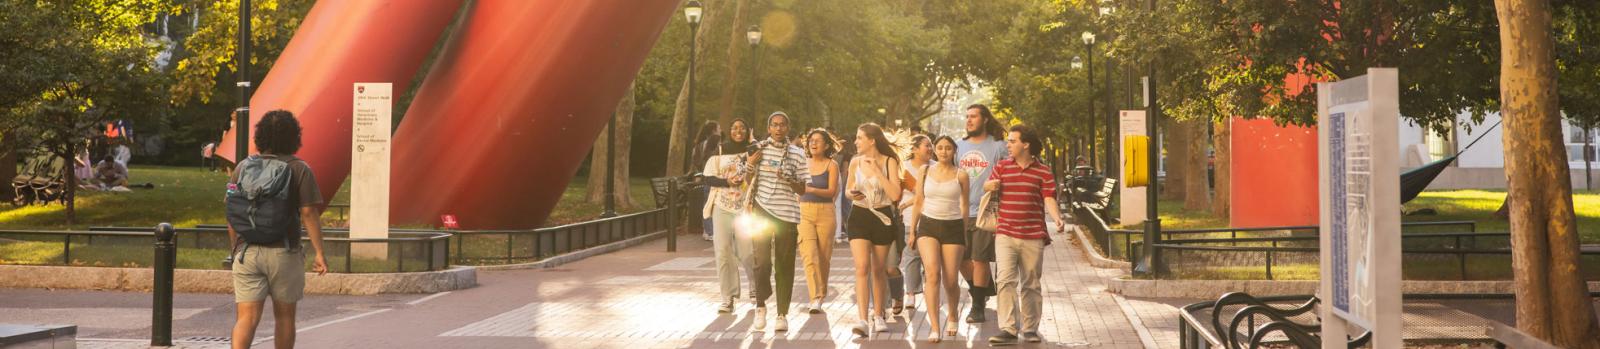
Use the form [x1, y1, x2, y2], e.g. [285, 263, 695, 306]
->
[181, 207, 676, 266]
[3, 177, 699, 272]
[1075, 208, 1597, 280]
[446, 208, 672, 265]
[3, 227, 451, 273]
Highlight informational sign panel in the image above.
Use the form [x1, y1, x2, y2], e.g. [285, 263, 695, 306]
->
[1119, 110, 1147, 226]
[1317, 69, 1401, 349]
[352, 83, 392, 259]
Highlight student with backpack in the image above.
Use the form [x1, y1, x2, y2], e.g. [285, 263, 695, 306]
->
[225, 110, 328, 349]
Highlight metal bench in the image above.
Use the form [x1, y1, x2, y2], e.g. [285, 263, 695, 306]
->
[11, 155, 67, 206]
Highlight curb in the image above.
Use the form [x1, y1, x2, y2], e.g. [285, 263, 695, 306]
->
[1108, 277, 1600, 299]
[475, 230, 669, 271]
[1070, 225, 1133, 270]
[0, 265, 476, 295]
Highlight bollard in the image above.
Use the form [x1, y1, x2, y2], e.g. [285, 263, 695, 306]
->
[152, 223, 176, 347]
[667, 179, 677, 252]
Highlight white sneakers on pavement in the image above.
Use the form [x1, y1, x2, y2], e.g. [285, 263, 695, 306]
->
[751, 307, 767, 332]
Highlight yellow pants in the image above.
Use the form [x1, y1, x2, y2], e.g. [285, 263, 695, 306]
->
[797, 202, 836, 301]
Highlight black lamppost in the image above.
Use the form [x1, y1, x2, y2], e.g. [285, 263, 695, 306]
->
[680, 1, 703, 177]
[234, 0, 252, 163]
[1072, 55, 1091, 171]
[1083, 32, 1099, 172]
[1134, 0, 1165, 277]
[748, 25, 763, 115]
[1099, 0, 1121, 199]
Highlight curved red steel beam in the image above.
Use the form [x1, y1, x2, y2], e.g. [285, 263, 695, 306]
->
[388, 0, 679, 229]
[218, 0, 464, 206]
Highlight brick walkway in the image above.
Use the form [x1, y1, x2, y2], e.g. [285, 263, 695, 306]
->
[64, 223, 1186, 348]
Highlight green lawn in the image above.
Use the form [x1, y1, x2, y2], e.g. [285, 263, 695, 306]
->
[0, 165, 657, 230]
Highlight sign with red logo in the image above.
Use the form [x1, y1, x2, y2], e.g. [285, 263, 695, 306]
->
[440, 214, 459, 229]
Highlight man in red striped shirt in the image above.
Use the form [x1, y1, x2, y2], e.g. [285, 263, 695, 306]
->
[983, 125, 1067, 345]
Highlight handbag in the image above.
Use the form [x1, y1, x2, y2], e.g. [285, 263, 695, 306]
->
[975, 179, 1000, 232]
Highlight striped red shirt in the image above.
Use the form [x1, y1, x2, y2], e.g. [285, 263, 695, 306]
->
[993, 158, 1056, 240]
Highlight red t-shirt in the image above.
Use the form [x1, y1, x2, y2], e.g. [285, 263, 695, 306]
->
[993, 158, 1056, 240]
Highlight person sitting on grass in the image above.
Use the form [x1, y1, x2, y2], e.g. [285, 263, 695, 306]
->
[93, 155, 129, 191]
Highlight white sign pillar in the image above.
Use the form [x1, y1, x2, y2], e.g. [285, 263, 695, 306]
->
[1119, 110, 1147, 226]
[1317, 68, 1402, 349]
[352, 83, 392, 259]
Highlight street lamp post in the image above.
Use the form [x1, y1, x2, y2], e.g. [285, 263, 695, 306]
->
[1134, 0, 1165, 277]
[1083, 32, 1098, 173]
[748, 25, 763, 116]
[1106, 52, 1118, 183]
[681, 1, 703, 177]
[1072, 56, 1085, 166]
[234, 0, 252, 163]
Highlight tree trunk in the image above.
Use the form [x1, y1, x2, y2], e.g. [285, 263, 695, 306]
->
[1211, 118, 1231, 219]
[1181, 119, 1210, 211]
[1494, 0, 1600, 346]
[588, 83, 636, 209]
[665, 0, 722, 176]
[1163, 118, 1187, 201]
[61, 150, 76, 227]
[714, 0, 750, 128]
[0, 145, 14, 203]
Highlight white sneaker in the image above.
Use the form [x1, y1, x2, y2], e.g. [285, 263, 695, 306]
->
[751, 307, 767, 332]
[851, 321, 870, 338]
[702, 232, 713, 241]
[874, 316, 889, 333]
[774, 314, 788, 332]
[807, 299, 823, 314]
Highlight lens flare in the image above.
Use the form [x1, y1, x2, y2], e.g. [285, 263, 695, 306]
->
[736, 213, 770, 236]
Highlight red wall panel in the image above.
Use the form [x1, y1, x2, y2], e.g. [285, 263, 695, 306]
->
[1229, 117, 1320, 228]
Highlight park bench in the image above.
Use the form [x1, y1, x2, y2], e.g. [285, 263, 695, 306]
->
[11, 155, 67, 206]
[649, 175, 701, 209]
[1181, 292, 1371, 349]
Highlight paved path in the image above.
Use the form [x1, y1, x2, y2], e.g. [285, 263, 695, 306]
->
[7, 223, 1191, 348]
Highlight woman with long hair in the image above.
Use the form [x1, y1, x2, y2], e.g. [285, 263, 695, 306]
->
[796, 128, 840, 314]
[908, 136, 971, 342]
[845, 123, 903, 337]
[891, 135, 931, 315]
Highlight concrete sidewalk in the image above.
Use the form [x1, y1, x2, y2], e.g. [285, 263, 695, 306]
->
[10, 223, 1185, 348]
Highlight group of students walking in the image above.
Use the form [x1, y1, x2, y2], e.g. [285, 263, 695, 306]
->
[693, 104, 1068, 345]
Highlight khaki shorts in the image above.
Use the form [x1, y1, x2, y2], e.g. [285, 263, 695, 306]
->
[232, 245, 305, 303]
[965, 222, 996, 262]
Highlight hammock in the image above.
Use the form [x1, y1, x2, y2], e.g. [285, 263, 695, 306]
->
[1399, 120, 1501, 204]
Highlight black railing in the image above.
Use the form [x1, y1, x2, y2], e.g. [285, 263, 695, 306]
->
[446, 208, 672, 264]
[1075, 210, 1600, 281]
[1140, 231, 1600, 281]
[1096, 221, 1476, 261]
[3, 227, 450, 273]
[183, 207, 676, 265]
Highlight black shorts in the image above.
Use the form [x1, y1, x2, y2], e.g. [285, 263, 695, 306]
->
[965, 222, 996, 262]
[847, 206, 896, 246]
[915, 216, 965, 246]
